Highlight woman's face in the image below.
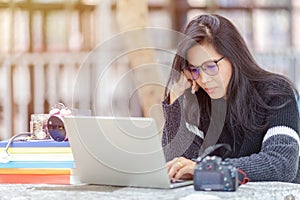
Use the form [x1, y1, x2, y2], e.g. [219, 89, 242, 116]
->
[184, 43, 232, 99]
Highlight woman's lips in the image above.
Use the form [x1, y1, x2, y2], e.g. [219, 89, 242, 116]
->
[205, 87, 217, 94]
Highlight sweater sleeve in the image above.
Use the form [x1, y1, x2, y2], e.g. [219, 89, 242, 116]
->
[162, 95, 202, 161]
[226, 94, 300, 183]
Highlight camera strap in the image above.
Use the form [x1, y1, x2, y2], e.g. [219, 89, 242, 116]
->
[237, 168, 249, 185]
[193, 143, 231, 163]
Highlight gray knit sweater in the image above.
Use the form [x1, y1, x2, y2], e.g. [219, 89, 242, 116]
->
[162, 94, 300, 183]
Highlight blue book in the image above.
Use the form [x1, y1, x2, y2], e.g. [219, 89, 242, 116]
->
[0, 161, 74, 168]
[0, 140, 70, 148]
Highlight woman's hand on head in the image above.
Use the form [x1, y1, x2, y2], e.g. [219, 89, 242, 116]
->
[166, 157, 196, 182]
[169, 72, 198, 104]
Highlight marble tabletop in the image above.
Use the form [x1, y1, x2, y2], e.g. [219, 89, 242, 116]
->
[0, 182, 300, 200]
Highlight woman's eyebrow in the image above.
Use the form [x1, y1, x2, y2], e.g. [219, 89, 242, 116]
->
[188, 58, 218, 67]
[187, 63, 196, 67]
[187, 61, 200, 67]
[187, 62, 202, 68]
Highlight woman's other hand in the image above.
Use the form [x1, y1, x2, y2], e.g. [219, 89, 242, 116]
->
[166, 157, 196, 182]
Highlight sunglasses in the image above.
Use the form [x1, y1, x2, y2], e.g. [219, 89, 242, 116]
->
[183, 56, 225, 80]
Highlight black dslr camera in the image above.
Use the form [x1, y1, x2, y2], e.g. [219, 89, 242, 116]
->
[194, 156, 238, 191]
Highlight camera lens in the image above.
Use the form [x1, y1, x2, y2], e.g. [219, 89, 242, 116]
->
[206, 164, 212, 170]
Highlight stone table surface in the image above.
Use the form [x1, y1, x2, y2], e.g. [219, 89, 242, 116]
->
[0, 182, 299, 200]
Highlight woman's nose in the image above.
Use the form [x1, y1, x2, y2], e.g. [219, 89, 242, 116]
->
[199, 71, 212, 83]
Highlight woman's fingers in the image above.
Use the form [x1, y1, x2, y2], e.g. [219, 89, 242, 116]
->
[179, 72, 192, 89]
[180, 71, 200, 94]
[173, 164, 194, 181]
[166, 157, 177, 171]
[169, 72, 192, 104]
[166, 157, 196, 181]
[166, 157, 181, 179]
[191, 79, 200, 94]
[173, 72, 192, 93]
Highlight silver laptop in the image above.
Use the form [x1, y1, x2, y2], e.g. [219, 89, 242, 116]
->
[64, 116, 193, 189]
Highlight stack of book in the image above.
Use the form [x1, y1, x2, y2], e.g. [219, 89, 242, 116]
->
[0, 139, 74, 184]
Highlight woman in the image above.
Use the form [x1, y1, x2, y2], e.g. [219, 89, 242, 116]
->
[162, 14, 300, 183]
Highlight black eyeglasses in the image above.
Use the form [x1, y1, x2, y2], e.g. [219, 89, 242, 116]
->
[183, 56, 225, 80]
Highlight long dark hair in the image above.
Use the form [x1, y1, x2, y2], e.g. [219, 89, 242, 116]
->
[165, 14, 299, 138]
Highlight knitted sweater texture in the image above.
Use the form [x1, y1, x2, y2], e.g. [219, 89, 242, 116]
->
[162, 92, 300, 183]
